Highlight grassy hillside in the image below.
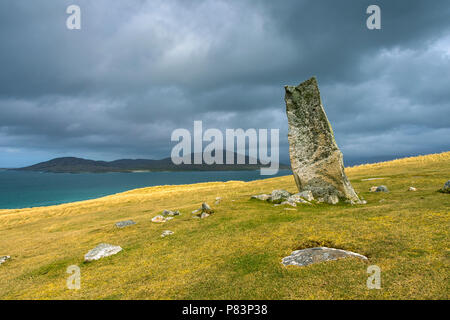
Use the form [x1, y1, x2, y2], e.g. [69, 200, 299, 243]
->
[0, 152, 449, 300]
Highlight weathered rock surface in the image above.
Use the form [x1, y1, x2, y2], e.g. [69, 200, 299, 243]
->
[0, 256, 11, 265]
[161, 230, 174, 237]
[84, 243, 122, 262]
[285, 77, 362, 203]
[202, 202, 214, 214]
[115, 220, 136, 228]
[281, 247, 368, 267]
[192, 202, 215, 218]
[441, 180, 450, 193]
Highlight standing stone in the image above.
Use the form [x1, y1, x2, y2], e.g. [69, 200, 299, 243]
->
[285, 77, 362, 203]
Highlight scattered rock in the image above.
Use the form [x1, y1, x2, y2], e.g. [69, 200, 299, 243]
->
[0, 256, 11, 265]
[192, 209, 200, 214]
[408, 187, 417, 192]
[376, 185, 389, 192]
[287, 194, 311, 204]
[295, 190, 314, 202]
[202, 202, 214, 214]
[161, 230, 174, 238]
[115, 220, 136, 228]
[251, 194, 272, 201]
[281, 247, 368, 267]
[270, 189, 291, 203]
[317, 197, 325, 203]
[285, 77, 362, 204]
[201, 212, 210, 219]
[325, 194, 339, 205]
[280, 201, 297, 207]
[84, 243, 122, 262]
[162, 210, 180, 216]
[152, 215, 168, 223]
[369, 186, 378, 192]
[215, 197, 222, 205]
[441, 180, 450, 193]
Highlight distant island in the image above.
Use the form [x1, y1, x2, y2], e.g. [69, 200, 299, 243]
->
[14, 153, 289, 173]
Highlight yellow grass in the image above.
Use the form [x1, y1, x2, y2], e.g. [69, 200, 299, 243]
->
[0, 152, 449, 300]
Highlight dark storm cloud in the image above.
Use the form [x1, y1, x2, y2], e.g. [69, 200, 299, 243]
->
[0, 0, 449, 167]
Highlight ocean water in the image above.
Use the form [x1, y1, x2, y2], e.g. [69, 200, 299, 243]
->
[0, 169, 291, 209]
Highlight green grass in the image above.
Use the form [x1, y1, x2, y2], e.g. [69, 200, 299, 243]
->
[0, 152, 449, 300]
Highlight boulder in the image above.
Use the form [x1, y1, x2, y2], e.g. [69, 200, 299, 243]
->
[441, 180, 450, 193]
[84, 243, 122, 262]
[281, 247, 368, 267]
[376, 185, 389, 192]
[0, 256, 11, 266]
[161, 230, 174, 238]
[285, 77, 362, 204]
[115, 220, 136, 228]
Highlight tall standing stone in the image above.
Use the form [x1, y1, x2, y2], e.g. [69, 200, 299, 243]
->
[285, 77, 362, 203]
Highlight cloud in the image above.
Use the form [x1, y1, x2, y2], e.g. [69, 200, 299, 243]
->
[0, 0, 449, 167]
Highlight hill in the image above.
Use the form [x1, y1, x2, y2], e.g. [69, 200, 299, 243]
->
[15, 153, 289, 173]
[0, 152, 448, 299]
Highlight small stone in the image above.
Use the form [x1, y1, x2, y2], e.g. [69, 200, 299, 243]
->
[369, 186, 378, 192]
[0, 256, 11, 265]
[215, 197, 222, 205]
[281, 201, 297, 207]
[202, 202, 214, 214]
[115, 220, 136, 228]
[376, 185, 389, 192]
[161, 230, 174, 237]
[317, 197, 325, 203]
[284, 208, 296, 211]
[251, 194, 272, 201]
[162, 210, 180, 216]
[271, 190, 291, 203]
[295, 191, 314, 202]
[441, 180, 450, 193]
[287, 194, 311, 204]
[326, 195, 339, 205]
[281, 247, 368, 267]
[200, 212, 210, 219]
[151, 215, 167, 223]
[84, 243, 122, 262]
[408, 187, 417, 192]
[192, 209, 200, 214]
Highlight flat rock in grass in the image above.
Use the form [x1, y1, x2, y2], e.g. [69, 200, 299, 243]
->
[215, 197, 222, 205]
[408, 187, 417, 192]
[152, 215, 167, 223]
[200, 212, 210, 219]
[162, 210, 180, 216]
[282, 247, 368, 267]
[84, 243, 122, 262]
[115, 220, 136, 228]
[376, 185, 389, 192]
[0, 256, 11, 265]
[251, 194, 272, 201]
[161, 230, 174, 237]
[287, 194, 311, 204]
[281, 201, 297, 207]
[441, 180, 450, 193]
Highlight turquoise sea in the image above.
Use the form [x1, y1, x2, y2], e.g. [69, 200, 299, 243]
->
[0, 170, 291, 209]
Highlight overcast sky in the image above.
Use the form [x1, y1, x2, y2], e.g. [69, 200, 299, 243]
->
[0, 0, 449, 167]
